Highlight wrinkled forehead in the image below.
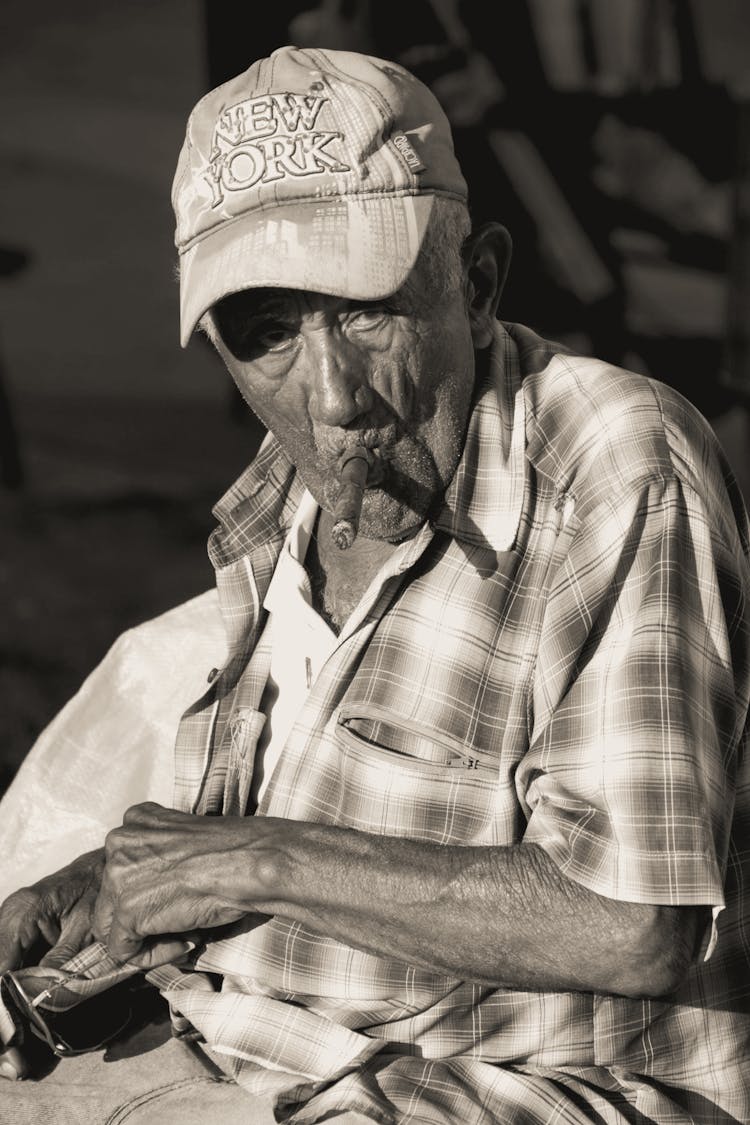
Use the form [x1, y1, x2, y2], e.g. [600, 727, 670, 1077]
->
[214, 285, 390, 320]
[214, 287, 300, 320]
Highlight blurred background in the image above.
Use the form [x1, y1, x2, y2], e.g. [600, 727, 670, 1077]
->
[1, 0, 749, 793]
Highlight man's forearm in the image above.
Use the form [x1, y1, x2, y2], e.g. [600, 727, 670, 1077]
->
[97, 804, 700, 997]
[237, 820, 699, 998]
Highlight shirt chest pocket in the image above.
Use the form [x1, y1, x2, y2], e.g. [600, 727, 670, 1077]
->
[333, 705, 500, 844]
[222, 707, 267, 815]
[337, 705, 495, 774]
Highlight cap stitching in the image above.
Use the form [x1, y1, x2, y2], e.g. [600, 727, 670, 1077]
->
[306, 47, 399, 126]
[266, 49, 277, 90]
[177, 187, 464, 254]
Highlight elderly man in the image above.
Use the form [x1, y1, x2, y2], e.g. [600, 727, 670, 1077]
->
[1, 45, 749, 1125]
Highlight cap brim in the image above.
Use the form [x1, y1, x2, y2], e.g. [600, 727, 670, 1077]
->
[178, 193, 435, 347]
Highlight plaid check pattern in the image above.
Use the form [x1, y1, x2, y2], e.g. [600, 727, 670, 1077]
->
[25, 324, 750, 1123]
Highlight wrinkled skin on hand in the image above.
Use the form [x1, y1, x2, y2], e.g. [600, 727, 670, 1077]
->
[0, 849, 105, 1078]
[94, 802, 272, 965]
[0, 848, 104, 973]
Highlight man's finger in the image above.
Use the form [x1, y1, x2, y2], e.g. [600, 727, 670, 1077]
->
[0, 1047, 28, 1081]
[39, 909, 93, 969]
[105, 915, 144, 964]
[38, 942, 80, 969]
[0, 935, 22, 975]
[128, 935, 200, 971]
[0, 895, 42, 973]
[92, 873, 116, 946]
[121, 801, 168, 827]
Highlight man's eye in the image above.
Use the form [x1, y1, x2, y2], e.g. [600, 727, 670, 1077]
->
[253, 321, 296, 351]
[346, 308, 390, 332]
[218, 316, 297, 361]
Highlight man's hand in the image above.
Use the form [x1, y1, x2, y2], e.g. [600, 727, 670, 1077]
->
[0, 848, 104, 973]
[0, 849, 105, 1079]
[93, 802, 272, 964]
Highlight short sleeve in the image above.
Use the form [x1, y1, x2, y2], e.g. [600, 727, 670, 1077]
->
[519, 473, 750, 915]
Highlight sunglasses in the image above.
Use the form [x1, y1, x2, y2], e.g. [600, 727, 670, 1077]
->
[0, 970, 133, 1059]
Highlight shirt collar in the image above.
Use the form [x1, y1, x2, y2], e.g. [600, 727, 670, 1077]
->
[434, 322, 526, 552]
[208, 433, 303, 569]
[263, 489, 319, 616]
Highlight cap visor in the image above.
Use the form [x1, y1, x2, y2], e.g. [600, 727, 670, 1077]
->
[179, 193, 435, 347]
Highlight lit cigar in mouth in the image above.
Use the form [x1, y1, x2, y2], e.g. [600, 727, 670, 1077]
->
[331, 447, 371, 551]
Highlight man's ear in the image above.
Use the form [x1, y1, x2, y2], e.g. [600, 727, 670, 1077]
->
[462, 223, 512, 349]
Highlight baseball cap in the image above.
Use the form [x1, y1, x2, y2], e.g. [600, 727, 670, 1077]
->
[172, 45, 468, 346]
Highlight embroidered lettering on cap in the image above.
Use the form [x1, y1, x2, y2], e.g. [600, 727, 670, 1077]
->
[392, 132, 426, 174]
[205, 93, 351, 207]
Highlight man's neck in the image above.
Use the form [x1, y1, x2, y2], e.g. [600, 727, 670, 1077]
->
[305, 509, 403, 633]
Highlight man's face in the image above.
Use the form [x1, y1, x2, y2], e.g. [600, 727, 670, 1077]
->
[211, 261, 476, 542]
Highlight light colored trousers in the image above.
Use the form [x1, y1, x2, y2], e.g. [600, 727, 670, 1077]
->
[0, 1015, 371, 1125]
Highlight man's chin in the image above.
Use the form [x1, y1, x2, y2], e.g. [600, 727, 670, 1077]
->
[356, 489, 428, 543]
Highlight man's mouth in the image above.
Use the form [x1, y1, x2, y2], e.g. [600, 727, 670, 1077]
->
[357, 447, 386, 488]
[315, 418, 401, 463]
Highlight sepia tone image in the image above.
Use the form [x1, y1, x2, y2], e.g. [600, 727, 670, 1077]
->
[1, 3, 749, 1122]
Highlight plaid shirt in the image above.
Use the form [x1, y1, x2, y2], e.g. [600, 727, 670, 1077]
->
[19, 323, 750, 1123]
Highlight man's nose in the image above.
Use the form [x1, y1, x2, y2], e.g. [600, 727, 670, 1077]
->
[306, 334, 374, 427]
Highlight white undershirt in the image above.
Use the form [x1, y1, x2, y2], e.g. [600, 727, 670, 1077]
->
[250, 490, 338, 807]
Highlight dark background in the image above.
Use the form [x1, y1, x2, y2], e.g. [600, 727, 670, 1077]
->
[2, 0, 749, 793]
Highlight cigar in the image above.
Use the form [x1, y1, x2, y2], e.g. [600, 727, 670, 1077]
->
[331, 448, 370, 550]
